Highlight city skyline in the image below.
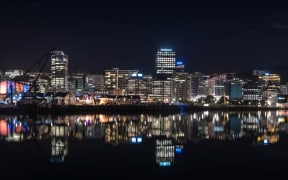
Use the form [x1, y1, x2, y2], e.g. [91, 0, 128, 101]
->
[1, 1, 288, 78]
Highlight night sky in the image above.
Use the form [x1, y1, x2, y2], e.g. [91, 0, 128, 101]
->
[1, 1, 288, 78]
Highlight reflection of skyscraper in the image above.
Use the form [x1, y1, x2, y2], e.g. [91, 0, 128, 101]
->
[155, 138, 175, 166]
[50, 120, 69, 163]
[51, 50, 68, 92]
[228, 116, 241, 136]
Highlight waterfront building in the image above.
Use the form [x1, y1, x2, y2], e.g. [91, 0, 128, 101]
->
[277, 94, 288, 108]
[50, 50, 69, 92]
[127, 73, 152, 102]
[258, 72, 281, 93]
[85, 74, 105, 92]
[191, 72, 204, 100]
[196, 74, 210, 101]
[150, 78, 173, 103]
[207, 75, 225, 101]
[172, 71, 190, 103]
[228, 80, 243, 101]
[104, 68, 139, 95]
[280, 84, 288, 94]
[242, 78, 264, 102]
[69, 73, 85, 93]
[0, 80, 29, 103]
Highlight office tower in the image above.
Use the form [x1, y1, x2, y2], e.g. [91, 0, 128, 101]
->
[151, 78, 173, 103]
[172, 71, 190, 102]
[51, 50, 68, 92]
[155, 48, 176, 79]
[86, 74, 105, 92]
[104, 68, 139, 95]
[228, 80, 243, 101]
[69, 73, 85, 92]
[258, 73, 281, 93]
[175, 60, 185, 72]
[191, 72, 203, 99]
[242, 78, 264, 101]
[127, 73, 152, 102]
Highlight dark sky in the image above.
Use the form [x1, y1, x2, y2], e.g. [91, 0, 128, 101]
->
[1, 1, 288, 76]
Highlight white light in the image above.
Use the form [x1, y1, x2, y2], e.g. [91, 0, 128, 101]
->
[160, 48, 172, 52]
[137, 137, 142, 143]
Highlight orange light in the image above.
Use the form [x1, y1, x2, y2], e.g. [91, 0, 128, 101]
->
[0, 81, 7, 94]
[0, 120, 8, 136]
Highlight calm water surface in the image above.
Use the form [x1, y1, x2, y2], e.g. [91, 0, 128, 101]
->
[1, 110, 288, 179]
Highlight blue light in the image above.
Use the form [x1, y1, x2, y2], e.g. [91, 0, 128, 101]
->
[23, 84, 29, 93]
[176, 61, 183, 65]
[132, 73, 143, 78]
[175, 147, 182, 154]
[264, 139, 268, 145]
[131, 137, 137, 143]
[137, 137, 142, 143]
[159, 162, 171, 166]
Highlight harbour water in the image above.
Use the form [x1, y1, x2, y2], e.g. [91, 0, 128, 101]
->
[1, 110, 288, 179]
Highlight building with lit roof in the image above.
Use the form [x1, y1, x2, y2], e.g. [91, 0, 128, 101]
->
[155, 48, 176, 79]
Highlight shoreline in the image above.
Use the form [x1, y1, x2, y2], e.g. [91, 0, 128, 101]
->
[0, 104, 285, 115]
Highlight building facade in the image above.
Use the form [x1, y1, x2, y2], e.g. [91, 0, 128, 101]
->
[50, 50, 69, 92]
[155, 48, 176, 79]
[172, 71, 190, 103]
[104, 68, 139, 95]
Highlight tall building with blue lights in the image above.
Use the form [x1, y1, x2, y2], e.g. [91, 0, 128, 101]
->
[175, 60, 185, 72]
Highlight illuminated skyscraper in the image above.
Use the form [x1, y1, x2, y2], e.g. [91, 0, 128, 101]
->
[104, 68, 138, 95]
[155, 48, 176, 79]
[51, 50, 68, 92]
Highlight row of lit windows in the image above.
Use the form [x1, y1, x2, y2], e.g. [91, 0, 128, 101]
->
[157, 52, 176, 56]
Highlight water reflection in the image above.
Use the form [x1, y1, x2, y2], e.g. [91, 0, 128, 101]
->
[50, 119, 68, 163]
[0, 110, 288, 167]
[156, 137, 175, 166]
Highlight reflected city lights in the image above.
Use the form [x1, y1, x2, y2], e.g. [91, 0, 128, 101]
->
[0, 110, 287, 167]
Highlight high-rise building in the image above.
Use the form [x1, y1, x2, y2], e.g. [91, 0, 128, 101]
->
[86, 74, 105, 92]
[150, 78, 173, 103]
[104, 68, 139, 95]
[258, 72, 281, 93]
[69, 73, 85, 92]
[228, 80, 243, 101]
[242, 78, 264, 101]
[50, 50, 68, 92]
[175, 60, 185, 72]
[172, 71, 190, 102]
[155, 48, 176, 79]
[191, 72, 203, 99]
[127, 73, 153, 102]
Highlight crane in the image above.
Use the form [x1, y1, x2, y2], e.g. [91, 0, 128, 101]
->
[11, 47, 56, 106]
